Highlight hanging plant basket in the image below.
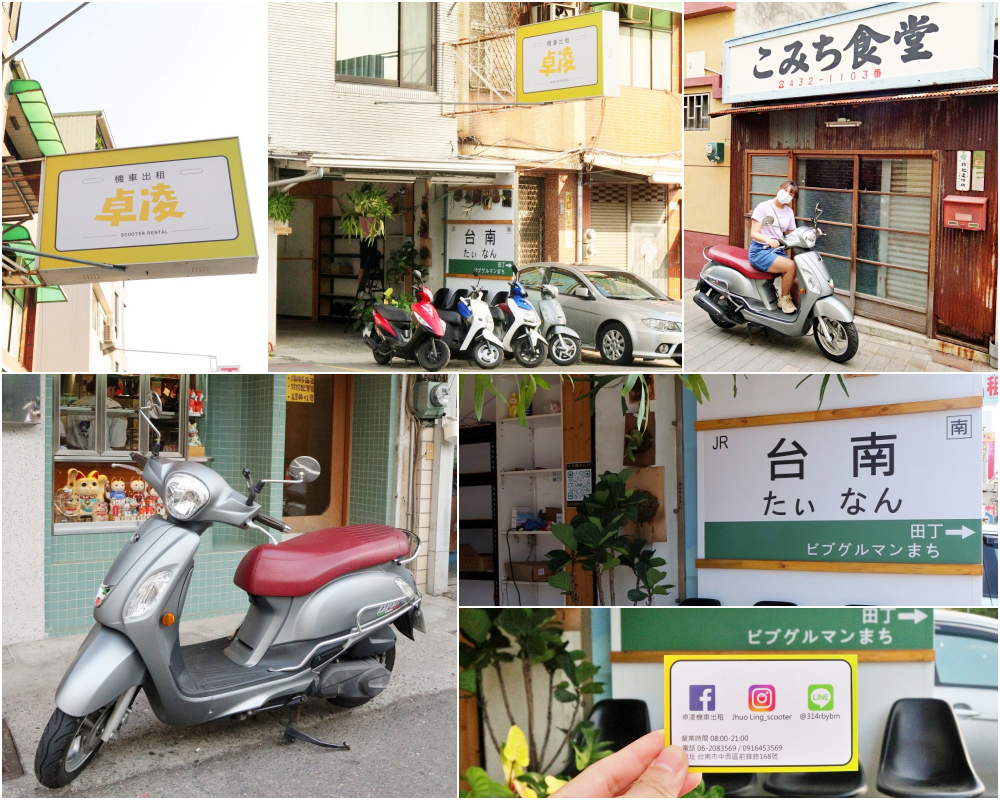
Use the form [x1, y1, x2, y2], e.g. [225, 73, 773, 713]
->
[623, 411, 656, 467]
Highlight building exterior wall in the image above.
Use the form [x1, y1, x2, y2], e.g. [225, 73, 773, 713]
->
[268, 2, 458, 160]
[733, 2, 863, 37]
[2, 378, 47, 645]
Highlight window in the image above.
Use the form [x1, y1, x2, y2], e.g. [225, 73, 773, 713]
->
[2, 288, 24, 358]
[336, 2, 435, 89]
[935, 624, 998, 689]
[618, 12, 672, 91]
[684, 93, 711, 131]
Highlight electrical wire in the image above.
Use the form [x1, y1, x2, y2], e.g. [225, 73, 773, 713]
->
[506, 527, 521, 605]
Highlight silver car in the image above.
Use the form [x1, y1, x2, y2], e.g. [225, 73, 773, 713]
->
[519, 263, 682, 366]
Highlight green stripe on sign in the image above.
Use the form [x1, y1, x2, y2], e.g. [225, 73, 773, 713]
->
[705, 519, 982, 565]
[620, 607, 934, 652]
[446, 259, 513, 277]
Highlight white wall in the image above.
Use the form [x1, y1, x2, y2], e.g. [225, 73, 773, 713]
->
[2, 379, 47, 645]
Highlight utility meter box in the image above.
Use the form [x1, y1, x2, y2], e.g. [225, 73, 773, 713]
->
[943, 195, 987, 231]
[706, 142, 725, 163]
[412, 380, 449, 420]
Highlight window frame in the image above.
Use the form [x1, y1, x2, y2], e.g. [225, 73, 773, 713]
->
[618, 13, 673, 91]
[335, 2, 437, 91]
[683, 93, 711, 131]
[933, 622, 999, 690]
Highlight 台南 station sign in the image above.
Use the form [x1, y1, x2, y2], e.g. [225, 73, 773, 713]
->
[722, 2, 996, 104]
[698, 401, 983, 568]
[516, 10, 620, 103]
[445, 176, 517, 280]
[38, 137, 256, 285]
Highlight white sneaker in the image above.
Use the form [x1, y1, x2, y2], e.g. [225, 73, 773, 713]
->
[777, 295, 796, 314]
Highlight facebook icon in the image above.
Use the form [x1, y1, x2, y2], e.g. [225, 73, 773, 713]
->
[689, 685, 715, 711]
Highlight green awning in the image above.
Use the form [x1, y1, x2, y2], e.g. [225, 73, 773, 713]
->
[5, 79, 66, 156]
[2, 224, 66, 303]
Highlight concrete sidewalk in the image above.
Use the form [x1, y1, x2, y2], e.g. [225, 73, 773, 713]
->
[683, 279, 994, 373]
[1, 595, 457, 798]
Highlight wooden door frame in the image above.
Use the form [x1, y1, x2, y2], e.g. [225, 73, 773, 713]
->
[283, 374, 354, 534]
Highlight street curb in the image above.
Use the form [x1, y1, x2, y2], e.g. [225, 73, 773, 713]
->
[852, 317, 990, 365]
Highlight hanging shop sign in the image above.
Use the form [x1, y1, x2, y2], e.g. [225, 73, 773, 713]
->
[620, 607, 934, 653]
[722, 2, 996, 104]
[516, 11, 620, 103]
[697, 402, 983, 567]
[664, 654, 858, 773]
[446, 180, 516, 279]
[286, 374, 314, 403]
[971, 151, 986, 192]
[37, 137, 256, 285]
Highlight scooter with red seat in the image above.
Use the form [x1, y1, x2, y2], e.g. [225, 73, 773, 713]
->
[35, 392, 423, 788]
[692, 204, 858, 362]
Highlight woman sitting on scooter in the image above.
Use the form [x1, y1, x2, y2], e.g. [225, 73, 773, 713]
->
[749, 180, 799, 315]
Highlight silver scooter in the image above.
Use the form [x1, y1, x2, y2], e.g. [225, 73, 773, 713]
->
[693, 204, 858, 362]
[538, 267, 581, 367]
[35, 393, 423, 788]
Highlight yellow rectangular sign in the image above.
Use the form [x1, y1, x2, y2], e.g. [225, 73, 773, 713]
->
[664, 654, 859, 773]
[286, 375, 314, 403]
[515, 11, 620, 104]
[38, 137, 256, 284]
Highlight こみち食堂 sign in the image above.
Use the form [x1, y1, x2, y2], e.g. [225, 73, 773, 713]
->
[722, 2, 995, 104]
[37, 137, 256, 284]
[697, 398, 983, 571]
[516, 11, 620, 104]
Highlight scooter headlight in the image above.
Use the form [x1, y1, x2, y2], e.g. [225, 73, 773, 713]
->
[803, 272, 822, 293]
[164, 473, 210, 520]
[124, 570, 172, 620]
[642, 318, 681, 333]
[801, 228, 818, 249]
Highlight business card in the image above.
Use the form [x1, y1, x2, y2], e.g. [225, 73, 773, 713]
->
[664, 654, 858, 772]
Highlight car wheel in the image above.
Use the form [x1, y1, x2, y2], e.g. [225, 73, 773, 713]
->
[598, 322, 634, 366]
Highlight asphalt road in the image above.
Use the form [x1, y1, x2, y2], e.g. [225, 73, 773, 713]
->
[2, 595, 457, 798]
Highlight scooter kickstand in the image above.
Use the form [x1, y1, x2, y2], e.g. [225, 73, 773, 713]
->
[746, 322, 767, 345]
[281, 705, 350, 750]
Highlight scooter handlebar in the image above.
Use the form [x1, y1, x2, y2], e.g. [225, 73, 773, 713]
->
[256, 511, 291, 534]
[131, 452, 148, 469]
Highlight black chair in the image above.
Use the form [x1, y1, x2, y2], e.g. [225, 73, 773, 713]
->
[764, 764, 866, 797]
[701, 772, 758, 797]
[678, 597, 721, 606]
[562, 699, 650, 777]
[877, 698, 984, 797]
[754, 600, 798, 606]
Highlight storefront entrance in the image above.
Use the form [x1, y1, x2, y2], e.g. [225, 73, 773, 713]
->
[746, 150, 935, 334]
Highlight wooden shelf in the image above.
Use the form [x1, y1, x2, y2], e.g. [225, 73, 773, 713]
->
[499, 412, 562, 426]
[500, 468, 561, 477]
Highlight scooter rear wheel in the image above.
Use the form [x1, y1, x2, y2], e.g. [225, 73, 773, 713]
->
[327, 645, 396, 708]
[35, 702, 115, 788]
[372, 342, 393, 365]
[513, 335, 547, 368]
[415, 338, 450, 372]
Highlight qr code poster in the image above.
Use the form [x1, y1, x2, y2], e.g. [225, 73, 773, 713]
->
[566, 462, 593, 505]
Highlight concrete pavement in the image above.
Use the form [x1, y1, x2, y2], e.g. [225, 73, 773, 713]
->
[269, 320, 680, 373]
[1, 594, 457, 798]
[683, 279, 994, 373]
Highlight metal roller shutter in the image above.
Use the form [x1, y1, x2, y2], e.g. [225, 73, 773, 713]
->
[590, 184, 628, 268]
[628, 185, 669, 293]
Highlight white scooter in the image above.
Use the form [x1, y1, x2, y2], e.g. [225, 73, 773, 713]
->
[493, 266, 548, 368]
[454, 275, 507, 370]
[537, 268, 581, 367]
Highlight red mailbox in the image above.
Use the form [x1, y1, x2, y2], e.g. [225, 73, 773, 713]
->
[943, 195, 988, 231]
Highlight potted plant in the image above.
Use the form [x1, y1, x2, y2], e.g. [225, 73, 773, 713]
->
[386, 240, 419, 288]
[268, 191, 296, 236]
[623, 412, 656, 466]
[339, 183, 394, 245]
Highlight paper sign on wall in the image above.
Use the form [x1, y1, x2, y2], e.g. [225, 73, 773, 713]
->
[665, 654, 859, 772]
[286, 374, 314, 403]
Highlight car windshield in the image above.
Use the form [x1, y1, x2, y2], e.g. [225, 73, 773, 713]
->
[583, 271, 665, 301]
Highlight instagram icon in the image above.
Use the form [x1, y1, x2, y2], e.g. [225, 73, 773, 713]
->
[748, 684, 776, 711]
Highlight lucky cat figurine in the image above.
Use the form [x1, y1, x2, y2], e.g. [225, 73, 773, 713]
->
[107, 477, 127, 503]
[66, 469, 107, 522]
[55, 486, 81, 522]
[188, 421, 202, 448]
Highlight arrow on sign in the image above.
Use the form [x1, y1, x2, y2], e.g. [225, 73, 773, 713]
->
[945, 526, 975, 539]
[897, 609, 928, 625]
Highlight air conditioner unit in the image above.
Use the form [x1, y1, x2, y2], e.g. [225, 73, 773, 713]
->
[623, 4, 652, 23]
[102, 323, 114, 344]
[530, 3, 577, 24]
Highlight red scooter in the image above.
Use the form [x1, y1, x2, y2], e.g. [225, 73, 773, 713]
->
[362, 271, 450, 371]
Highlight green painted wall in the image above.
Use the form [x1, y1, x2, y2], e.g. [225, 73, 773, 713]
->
[349, 376, 398, 525]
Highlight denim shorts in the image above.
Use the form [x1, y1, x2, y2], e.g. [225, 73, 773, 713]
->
[748, 241, 786, 272]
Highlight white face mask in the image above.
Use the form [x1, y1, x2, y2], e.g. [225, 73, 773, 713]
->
[776, 189, 793, 205]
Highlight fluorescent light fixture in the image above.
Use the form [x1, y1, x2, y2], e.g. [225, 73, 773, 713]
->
[825, 117, 862, 128]
[649, 172, 681, 184]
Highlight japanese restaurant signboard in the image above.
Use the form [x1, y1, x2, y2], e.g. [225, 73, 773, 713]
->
[722, 2, 996, 104]
[698, 404, 983, 567]
[516, 11, 620, 103]
[38, 137, 256, 285]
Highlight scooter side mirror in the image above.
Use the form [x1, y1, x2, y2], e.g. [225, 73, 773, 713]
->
[542, 267, 551, 284]
[288, 456, 321, 483]
[144, 391, 162, 420]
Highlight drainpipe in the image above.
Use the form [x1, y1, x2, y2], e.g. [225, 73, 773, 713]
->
[267, 167, 325, 191]
[576, 170, 583, 263]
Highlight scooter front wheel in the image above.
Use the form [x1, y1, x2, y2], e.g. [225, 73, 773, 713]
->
[35, 702, 115, 788]
[548, 334, 580, 367]
[471, 337, 502, 369]
[813, 317, 859, 363]
[513, 335, 548, 368]
[415, 338, 450, 372]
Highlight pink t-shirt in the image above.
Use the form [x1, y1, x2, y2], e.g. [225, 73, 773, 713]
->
[752, 199, 796, 242]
